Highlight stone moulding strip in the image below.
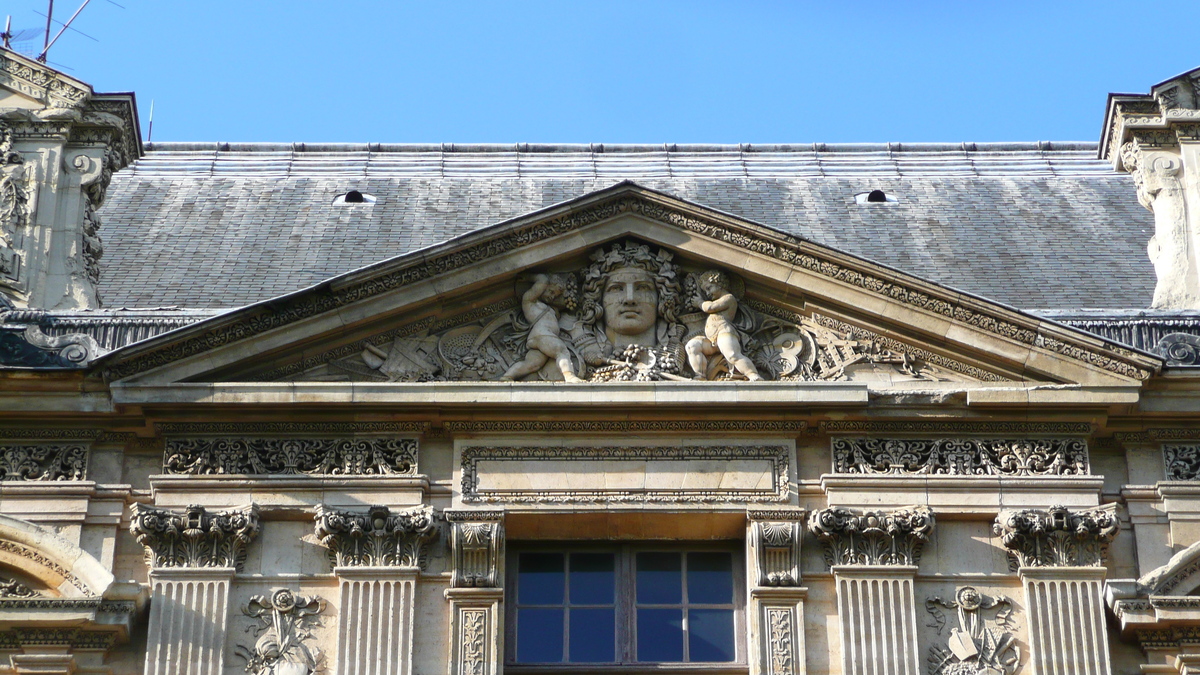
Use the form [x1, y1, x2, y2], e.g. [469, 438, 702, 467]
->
[1116, 429, 1200, 444]
[99, 189, 1159, 382]
[460, 444, 790, 504]
[444, 420, 806, 433]
[154, 421, 428, 435]
[0, 428, 105, 440]
[831, 437, 1090, 477]
[820, 421, 1095, 435]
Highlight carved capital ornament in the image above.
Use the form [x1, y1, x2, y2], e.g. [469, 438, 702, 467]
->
[993, 505, 1118, 568]
[808, 505, 934, 567]
[129, 503, 260, 570]
[313, 504, 438, 568]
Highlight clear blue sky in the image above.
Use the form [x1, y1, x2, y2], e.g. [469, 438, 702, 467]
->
[4, 1, 1196, 143]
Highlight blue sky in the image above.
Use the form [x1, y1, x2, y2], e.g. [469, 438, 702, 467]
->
[4, 1, 1196, 143]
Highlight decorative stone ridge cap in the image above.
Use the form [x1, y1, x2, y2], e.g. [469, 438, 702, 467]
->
[993, 504, 1119, 568]
[128, 503, 260, 570]
[0, 49, 92, 108]
[96, 184, 1160, 383]
[1137, 538, 1200, 595]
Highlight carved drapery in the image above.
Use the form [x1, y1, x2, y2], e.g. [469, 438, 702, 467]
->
[129, 504, 260, 570]
[831, 437, 1088, 476]
[445, 510, 503, 588]
[809, 506, 934, 567]
[313, 505, 437, 569]
[0, 443, 88, 481]
[163, 436, 417, 476]
[993, 505, 1118, 568]
[237, 589, 324, 675]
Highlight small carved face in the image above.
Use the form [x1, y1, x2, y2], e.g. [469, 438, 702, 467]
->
[603, 267, 658, 335]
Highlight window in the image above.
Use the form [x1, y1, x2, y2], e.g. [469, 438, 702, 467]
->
[508, 545, 743, 666]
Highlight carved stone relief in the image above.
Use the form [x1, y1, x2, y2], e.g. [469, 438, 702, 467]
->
[129, 503, 260, 569]
[0, 576, 39, 598]
[163, 437, 417, 476]
[1165, 444, 1200, 481]
[0, 122, 30, 286]
[237, 589, 324, 675]
[0, 443, 87, 480]
[993, 505, 1117, 568]
[831, 438, 1089, 476]
[446, 510, 503, 588]
[302, 240, 993, 384]
[808, 506, 934, 567]
[926, 587, 1020, 675]
[313, 505, 438, 569]
[1154, 332, 1200, 366]
[749, 510, 806, 587]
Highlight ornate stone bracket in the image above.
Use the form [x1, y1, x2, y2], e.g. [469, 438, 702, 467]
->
[445, 510, 503, 588]
[237, 589, 324, 675]
[163, 436, 418, 476]
[993, 504, 1118, 568]
[129, 503, 260, 570]
[747, 509, 807, 675]
[313, 504, 438, 569]
[808, 505, 934, 567]
[748, 509, 805, 587]
[831, 437, 1089, 476]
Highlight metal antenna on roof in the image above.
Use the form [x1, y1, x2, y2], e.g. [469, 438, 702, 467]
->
[2, 16, 44, 55]
[147, 100, 154, 143]
[38, 0, 91, 63]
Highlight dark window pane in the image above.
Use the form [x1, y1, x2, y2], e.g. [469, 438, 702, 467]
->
[689, 608, 736, 662]
[568, 607, 615, 662]
[517, 608, 563, 662]
[687, 552, 733, 604]
[519, 553, 564, 605]
[636, 608, 684, 662]
[569, 553, 615, 605]
[636, 552, 682, 605]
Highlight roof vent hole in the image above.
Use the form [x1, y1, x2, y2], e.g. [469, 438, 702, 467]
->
[345, 190, 364, 203]
[333, 191, 377, 205]
[854, 190, 898, 205]
[866, 190, 887, 203]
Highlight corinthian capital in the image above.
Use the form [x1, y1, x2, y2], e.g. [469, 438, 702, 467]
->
[129, 503, 260, 570]
[808, 505, 933, 567]
[993, 505, 1118, 568]
[314, 504, 438, 568]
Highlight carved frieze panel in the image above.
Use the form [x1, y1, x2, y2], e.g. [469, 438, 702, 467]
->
[926, 587, 1020, 675]
[313, 504, 438, 569]
[237, 589, 324, 675]
[831, 437, 1089, 477]
[129, 503, 260, 570]
[290, 240, 999, 385]
[460, 444, 790, 504]
[1164, 444, 1200, 481]
[0, 443, 88, 480]
[993, 505, 1117, 568]
[808, 505, 933, 567]
[445, 510, 504, 588]
[163, 437, 417, 476]
[749, 510, 805, 587]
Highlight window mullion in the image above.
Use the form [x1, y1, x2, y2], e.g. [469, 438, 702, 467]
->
[620, 545, 633, 664]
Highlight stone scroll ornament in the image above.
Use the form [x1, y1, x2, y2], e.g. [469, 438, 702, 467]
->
[0, 443, 88, 481]
[1164, 444, 1200, 481]
[992, 505, 1118, 568]
[832, 438, 1089, 477]
[313, 504, 438, 568]
[315, 240, 979, 384]
[237, 589, 324, 675]
[808, 505, 934, 566]
[163, 437, 417, 476]
[926, 587, 1020, 675]
[128, 503, 260, 569]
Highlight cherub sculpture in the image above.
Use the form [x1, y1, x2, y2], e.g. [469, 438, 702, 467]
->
[685, 269, 762, 381]
[501, 273, 585, 383]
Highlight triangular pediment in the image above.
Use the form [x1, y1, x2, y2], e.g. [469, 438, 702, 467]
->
[96, 182, 1161, 388]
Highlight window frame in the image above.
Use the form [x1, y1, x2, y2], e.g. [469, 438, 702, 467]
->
[504, 541, 746, 670]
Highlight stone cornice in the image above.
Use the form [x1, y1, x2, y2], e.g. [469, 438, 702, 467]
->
[1101, 67, 1200, 163]
[444, 420, 806, 433]
[993, 504, 1118, 568]
[96, 185, 1160, 383]
[0, 50, 91, 108]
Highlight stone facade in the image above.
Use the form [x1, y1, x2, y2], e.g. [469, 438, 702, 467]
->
[3, 50, 1200, 675]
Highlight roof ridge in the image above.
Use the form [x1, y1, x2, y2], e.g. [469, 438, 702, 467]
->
[142, 141, 1102, 154]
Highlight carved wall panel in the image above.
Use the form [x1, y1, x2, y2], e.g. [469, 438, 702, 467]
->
[237, 589, 324, 675]
[925, 587, 1020, 675]
[1164, 444, 1200, 480]
[163, 436, 417, 476]
[831, 437, 1089, 476]
[0, 443, 88, 481]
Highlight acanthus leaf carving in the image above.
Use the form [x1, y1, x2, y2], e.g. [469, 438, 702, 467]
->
[808, 505, 933, 567]
[0, 442, 88, 480]
[163, 437, 417, 476]
[831, 437, 1089, 477]
[1164, 444, 1200, 481]
[313, 504, 438, 569]
[129, 503, 260, 570]
[992, 505, 1117, 568]
[237, 589, 324, 675]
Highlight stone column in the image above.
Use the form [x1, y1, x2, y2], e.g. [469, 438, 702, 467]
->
[443, 509, 504, 675]
[314, 504, 438, 675]
[747, 509, 807, 675]
[994, 505, 1119, 675]
[129, 503, 260, 675]
[809, 506, 934, 675]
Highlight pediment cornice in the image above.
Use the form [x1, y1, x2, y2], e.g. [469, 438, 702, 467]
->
[97, 183, 1161, 384]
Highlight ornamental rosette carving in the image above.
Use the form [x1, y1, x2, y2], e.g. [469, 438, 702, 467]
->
[313, 504, 438, 568]
[808, 505, 933, 567]
[0, 444, 88, 480]
[832, 438, 1089, 476]
[992, 505, 1117, 568]
[164, 437, 417, 476]
[129, 503, 260, 570]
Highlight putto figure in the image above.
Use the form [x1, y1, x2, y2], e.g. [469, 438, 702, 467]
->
[502, 273, 584, 383]
[685, 269, 762, 380]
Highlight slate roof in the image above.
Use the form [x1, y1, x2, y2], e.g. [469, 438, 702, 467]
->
[99, 141, 1154, 311]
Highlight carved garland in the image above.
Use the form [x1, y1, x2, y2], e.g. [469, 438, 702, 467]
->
[163, 437, 417, 476]
[831, 437, 1089, 477]
[808, 505, 934, 567]
[313, 504, 438, 569]
[129, 504, 260, 570]
[993, 505, 1117, 568]
[459, 444, 790, 504]
[102, 193, 1156, 381]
